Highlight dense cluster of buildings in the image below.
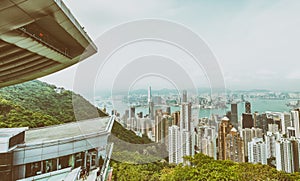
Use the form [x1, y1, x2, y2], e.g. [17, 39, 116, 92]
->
[197, 102, 300, 173]
[116, 88, 300, 174]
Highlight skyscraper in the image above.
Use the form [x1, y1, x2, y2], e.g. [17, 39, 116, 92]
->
[166, 106, 171, 115]
[180, 102, 192, 131]
[265, 132, 277, 158]
[245, 101, 251, 114]
[196, 126, 217, 159]
[218, 116, 233, 160]
[148, 86, 152, 103]
[168, 125, 182, 164]
[248, 138, 267, 165]
[276, 138, 293, 173]
[154, 109, 169, 145]
[291, 109, 300, 138]
[231, 103, 238, 128]
[182, 90, 187, 103]
[155, 109, 163, 143]
[241, 127, 263, 160]
[148, 86, 154, 120]
[172, 111, 180, 126]
[242, 113, 254, 129]
[225, 128, 245, 163]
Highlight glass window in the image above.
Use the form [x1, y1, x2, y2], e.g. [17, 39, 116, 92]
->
[59, 155, 71, 169]
[25, 161, 42, 178]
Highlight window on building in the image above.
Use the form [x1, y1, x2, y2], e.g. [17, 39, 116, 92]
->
[25, 161, 42, 178]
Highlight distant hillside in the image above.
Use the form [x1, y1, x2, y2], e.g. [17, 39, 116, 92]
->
[0, 80, 107, 127]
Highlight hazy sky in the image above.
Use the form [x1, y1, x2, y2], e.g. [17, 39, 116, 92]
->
[40, 0, 300, 93]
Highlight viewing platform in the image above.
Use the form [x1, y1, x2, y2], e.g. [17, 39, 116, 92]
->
[0, 0, 97, 87]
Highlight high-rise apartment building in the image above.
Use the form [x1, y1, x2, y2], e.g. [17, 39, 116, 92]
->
[168, 125, 182, 164]
[180, 102, 192, 131]
[291, 109, 300, 138]
[154, 109, 169, 144]
[218, 117, 233, 160]
[248, 138, 267, 165]
[242, 113, 254, 129]
[276, 139, 293, 173]
[240, 128, 263, 159]
[275, 138, 300, 173]
[225, 128, 245, 163]
[172, 111, 180, 126]
[196, 126, 217, 159]
[231, 103, 238, 128]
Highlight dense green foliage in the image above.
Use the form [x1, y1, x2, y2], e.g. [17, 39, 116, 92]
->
[112, 161, 173, 181]
[112, 153, 300, 181]
[0, 80, 107, 128]
[110, 121, 167, 164]
[110, 121, 152, 144]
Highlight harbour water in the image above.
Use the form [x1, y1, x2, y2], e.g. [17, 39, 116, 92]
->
[100, 98, 294, 119]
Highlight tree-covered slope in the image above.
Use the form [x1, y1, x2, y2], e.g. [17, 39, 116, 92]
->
[0, 80, 107, 128]
[112, 153, 300, 181]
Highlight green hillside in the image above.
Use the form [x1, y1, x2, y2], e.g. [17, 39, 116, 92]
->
[0, 80, 107, 127]
[112, 153, 300, 181]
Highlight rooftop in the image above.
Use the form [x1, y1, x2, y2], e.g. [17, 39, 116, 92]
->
[0, 127, 28, 142]
[25, 116, 112, 144]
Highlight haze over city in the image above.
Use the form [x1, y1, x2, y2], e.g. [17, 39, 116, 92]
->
[40, 0, 300, 94]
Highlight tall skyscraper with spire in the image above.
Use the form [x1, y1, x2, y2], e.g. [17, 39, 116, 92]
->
[148, 86, 154, 120]
[148, 86, 152, 103]
[182, 90, 187, 103]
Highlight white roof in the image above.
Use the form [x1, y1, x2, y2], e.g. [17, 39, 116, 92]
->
[0, 127, 28, 143]
[231, 127, 237, 132]
[222, 116, 229, 121]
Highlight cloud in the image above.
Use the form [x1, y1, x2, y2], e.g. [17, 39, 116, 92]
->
[40, 0, 300, 92]
[286, 71, 300, 80]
